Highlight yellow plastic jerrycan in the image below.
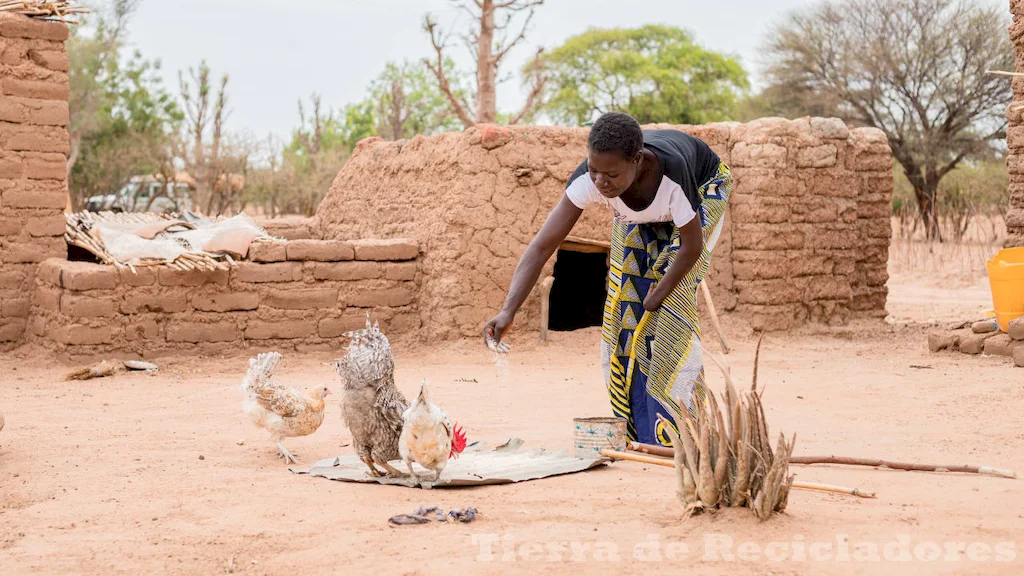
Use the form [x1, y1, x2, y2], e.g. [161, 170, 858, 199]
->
[986, 247, 1024, 332]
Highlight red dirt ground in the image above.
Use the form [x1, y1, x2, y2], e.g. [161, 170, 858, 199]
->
[1, 271, 1022, 575]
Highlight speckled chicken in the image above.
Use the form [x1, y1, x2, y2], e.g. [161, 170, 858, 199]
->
[333, 317, 408, 477]
[400, 380, 467, 482]
[240, 351, 330, 465]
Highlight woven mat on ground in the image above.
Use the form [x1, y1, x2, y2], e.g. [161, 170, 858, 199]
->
[291, 438, 608, 489]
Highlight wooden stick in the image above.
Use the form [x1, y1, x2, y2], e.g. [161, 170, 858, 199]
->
[790, 455, 1017, 479]
[539, 275, 554, 342]
[792, 481, 876, 499]
[628, 443, 1017, 479]
[628, 441, 674, 458]
[601, 449, 876, 498]
[699, 281, 730, 354]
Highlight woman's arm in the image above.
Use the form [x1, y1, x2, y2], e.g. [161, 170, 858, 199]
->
[483, 195, 583, 344]
[642, 215, 703, 311]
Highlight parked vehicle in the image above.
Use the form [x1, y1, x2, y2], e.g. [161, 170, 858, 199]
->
[84, 174, 195, 214]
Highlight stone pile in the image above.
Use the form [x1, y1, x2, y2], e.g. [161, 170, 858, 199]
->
[928, 317, 1024, 367]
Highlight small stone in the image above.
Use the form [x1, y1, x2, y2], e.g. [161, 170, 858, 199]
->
[1009, 317, 1024, 341]
[199, 455, 205, 460]
[236, 440, 245, 446]
[984, 334, 1017, 358]
[959, 332, 996, 355]
[1014, 346, 1024, 368]
[927, 331, 960, 352]
[971, 320, 998, 334]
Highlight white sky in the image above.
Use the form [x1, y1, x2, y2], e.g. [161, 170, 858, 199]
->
[125, 0, 1008, 141]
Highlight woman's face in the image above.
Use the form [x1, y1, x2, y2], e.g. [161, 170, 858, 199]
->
[587, 149, 642, 198]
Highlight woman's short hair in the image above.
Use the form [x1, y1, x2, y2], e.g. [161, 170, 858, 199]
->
[588, 112, 643, 160]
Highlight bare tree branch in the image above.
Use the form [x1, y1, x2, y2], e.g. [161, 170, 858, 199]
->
[423, 15, 476, 127]
[510, 47, 546, 124]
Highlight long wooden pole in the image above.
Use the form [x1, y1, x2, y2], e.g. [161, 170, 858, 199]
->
[699, 281, 730, 354]
[627, 442, 1017, 479]
[789, 455, 1017, 479]
[600, 449, 876, 498]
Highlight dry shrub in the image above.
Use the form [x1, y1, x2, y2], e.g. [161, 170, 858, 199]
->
[662, 337, 796, 520]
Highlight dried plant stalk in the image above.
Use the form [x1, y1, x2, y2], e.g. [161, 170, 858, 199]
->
[663, 338, 797, 520]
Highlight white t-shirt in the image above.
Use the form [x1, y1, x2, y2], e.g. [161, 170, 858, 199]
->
[563, 129, 722, 227]
[564, 172, 697, 227]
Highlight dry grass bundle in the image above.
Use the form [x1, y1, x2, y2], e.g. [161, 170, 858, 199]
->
[63, 360, 118, 381]
[0, 0, 89, 21]
[661, 336, 796, 520]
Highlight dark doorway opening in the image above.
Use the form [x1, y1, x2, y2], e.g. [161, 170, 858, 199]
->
[548, 248, 609, 331]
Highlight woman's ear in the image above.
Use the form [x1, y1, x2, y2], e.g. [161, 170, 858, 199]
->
[633, 151, 643, 164]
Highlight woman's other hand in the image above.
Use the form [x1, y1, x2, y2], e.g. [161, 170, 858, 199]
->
[643, 288, 666, 312]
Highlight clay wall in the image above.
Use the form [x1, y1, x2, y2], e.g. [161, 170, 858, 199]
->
[0, 14, 69, 348]
[27, 239, 421, 363]
[315, 118, 893, 340]
[1008, 0, 1024, 247]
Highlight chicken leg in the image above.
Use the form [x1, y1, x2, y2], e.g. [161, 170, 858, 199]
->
[372, 455, 407, 477]
[361, 455, 387, 477]
[276, 441, 298, 465]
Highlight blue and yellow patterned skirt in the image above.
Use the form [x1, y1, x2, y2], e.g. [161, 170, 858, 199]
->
[601, 161, 733, 447]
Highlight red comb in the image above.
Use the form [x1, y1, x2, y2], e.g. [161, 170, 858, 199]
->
[449, 424, 467, 459]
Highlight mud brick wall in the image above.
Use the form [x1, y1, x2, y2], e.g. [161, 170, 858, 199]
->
[1007, 0, 1024, 247]
[0, 14, 69, 348]
[315, 118, 893, 338]
[26, 239, 420, 363]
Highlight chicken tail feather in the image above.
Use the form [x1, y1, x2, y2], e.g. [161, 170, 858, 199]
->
[241, 351, 282, 393]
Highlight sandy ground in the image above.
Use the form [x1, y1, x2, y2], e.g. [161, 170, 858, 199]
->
[2, 272, 1023, 575]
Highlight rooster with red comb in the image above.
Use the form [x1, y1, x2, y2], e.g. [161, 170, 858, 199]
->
[399, 380, 468, 482]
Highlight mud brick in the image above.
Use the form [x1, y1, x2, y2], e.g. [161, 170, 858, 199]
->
[23, 152, 65, 180]
[312, 262, 382, 281]
[60, 293, 117, 318]
[166, 321, 239, 343]
[248, 241, 287, 262]
[158, 267, 229, 287]
[118, 267, 156, 287]
[1, 297, 29, 317]
[245, 319, 315, 340]
[58, 324, 113, 346]
[60, 262, 117, 290]
[345, 286, 414, 308]
[285, 239, 354, 261]
[125, 319, 159, 341]
[121, 292, 188, 314]
[264, 288, 338, 310]
[351, 239, 419, 261]
[0, 318, 25, 341]
[317, 315, 367, 338]
[234, 262, 302, 283]
[27, 49, 68, 72]
[2, 179, 66, 208]
[0, 14, 69, 41]
[2, 78, 68, 101]
[27, 214, 65, 236]
[383, 262, 417, 281]
[192, 292, 260, 312]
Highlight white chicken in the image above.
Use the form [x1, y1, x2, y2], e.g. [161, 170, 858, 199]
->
[399, 380, 467, 482]
[240, 351, 331, 464]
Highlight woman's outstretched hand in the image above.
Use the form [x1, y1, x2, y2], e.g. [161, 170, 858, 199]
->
[483, 311, 513, 349]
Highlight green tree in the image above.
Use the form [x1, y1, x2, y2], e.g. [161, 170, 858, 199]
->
[68, 0, 181, 208]
[537, 25, 749, 126]
[367, 60, 464, 140]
